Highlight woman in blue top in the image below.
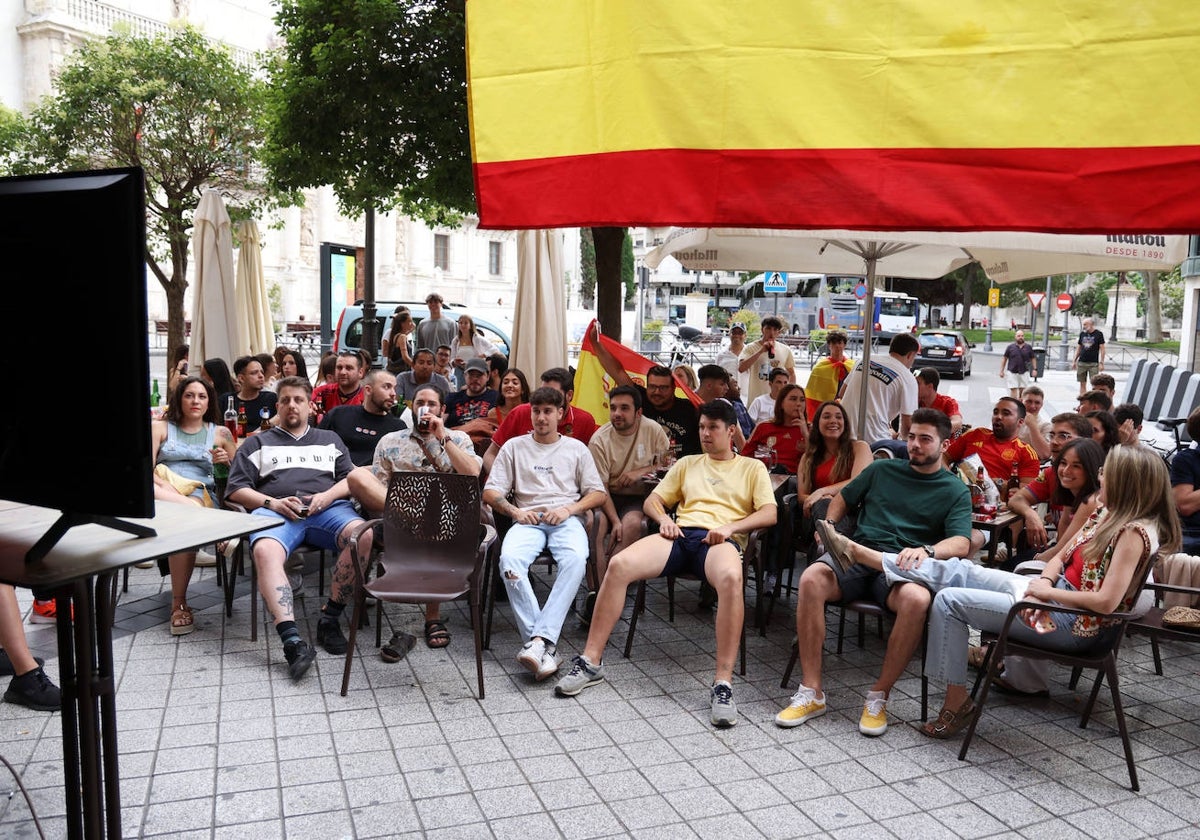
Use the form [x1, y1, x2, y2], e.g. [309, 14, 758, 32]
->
[151, 376, 237, 635]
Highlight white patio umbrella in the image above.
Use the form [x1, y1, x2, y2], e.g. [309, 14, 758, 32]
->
[234, 220, 275, 355]
[646, 228, 1187, 437]
[190, 190, 238, 366]
[512, 229, 567, 380]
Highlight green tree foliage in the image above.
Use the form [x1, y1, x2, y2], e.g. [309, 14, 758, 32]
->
[1161, 265, 1183, 321]
[264, 0, 474, 224]
[0, 105, 25, 173]
[579, 228, 597, 307]
[12, 26, 284, 358]
[621, 231, 636, 304]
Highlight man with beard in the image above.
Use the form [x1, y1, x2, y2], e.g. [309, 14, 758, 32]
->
[226, 377, 371, 681]
[944, 396, 1041, 489]
[348, 383, 481, 651]
[999, 329, 1036, 399]
[312, 350, 367, 422]
[396, 348, 455, 406]
[777, 408, 971, 737]
[221, 355, 278, 435]
[444, 358, 500, 452]
[318, 369, 405, 466]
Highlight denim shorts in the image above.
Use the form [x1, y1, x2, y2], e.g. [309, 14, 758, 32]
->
[248, 499, 362, 555]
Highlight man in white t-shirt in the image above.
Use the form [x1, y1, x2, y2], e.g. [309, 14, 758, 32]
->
[748, 368, 789, 425]
[738, 316, 796, 404]
[715, 323, 749, 396]
[839, 333, 919, 445]
[484, 387, 608, 682]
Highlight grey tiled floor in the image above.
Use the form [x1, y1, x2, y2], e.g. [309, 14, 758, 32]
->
[2, 557, 1199, 839]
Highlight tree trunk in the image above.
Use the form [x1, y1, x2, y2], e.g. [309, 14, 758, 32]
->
[1144, 270, 1163, 342]
[592, 226, 625, 344]
[959, 263, 976, 331]
[164, 277, 187, 366]
[160, 228, 190, 365]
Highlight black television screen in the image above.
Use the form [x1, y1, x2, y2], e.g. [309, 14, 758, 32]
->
[0, 168, 155, 556]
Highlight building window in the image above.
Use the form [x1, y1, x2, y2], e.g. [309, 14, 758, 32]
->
[434, 234, 449, 269]
[488, 241, 502, 275]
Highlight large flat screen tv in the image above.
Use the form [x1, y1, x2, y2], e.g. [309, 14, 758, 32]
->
[0, 168, 156, 560]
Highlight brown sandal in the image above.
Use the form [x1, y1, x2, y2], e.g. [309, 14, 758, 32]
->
[170, 605, 195, 636]
[922, 699, 977, 739]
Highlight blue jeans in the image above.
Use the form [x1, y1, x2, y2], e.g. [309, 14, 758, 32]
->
[499, 518, 588, 645]
[878, 555, 1105, 687]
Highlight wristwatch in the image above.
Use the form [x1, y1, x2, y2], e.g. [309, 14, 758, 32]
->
[922, 544, 935, 558]
[262, 498, 272, 510]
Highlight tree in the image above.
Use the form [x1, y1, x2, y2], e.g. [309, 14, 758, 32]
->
[13, 27, 284, 359]
[0, 105, 24, 173]
[579, 228, 597, 307]
[621, 231, 636, 304]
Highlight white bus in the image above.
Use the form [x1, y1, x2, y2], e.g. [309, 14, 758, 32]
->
[819, 287, 919, 340]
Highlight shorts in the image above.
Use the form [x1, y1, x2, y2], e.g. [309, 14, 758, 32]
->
[821, 549, 892, 606]
[248, 499, 362, 556]
[1076, 361, 1099, 383]
[661, 527, 742, 580]
[1005, 370, 1032, 390]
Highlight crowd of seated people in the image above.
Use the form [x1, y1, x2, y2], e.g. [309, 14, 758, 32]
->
[33, 313, 1184, 747]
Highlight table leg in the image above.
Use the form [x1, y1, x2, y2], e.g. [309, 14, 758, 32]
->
[54, 574, 123, 839]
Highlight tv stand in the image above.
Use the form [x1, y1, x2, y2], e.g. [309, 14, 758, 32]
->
[26, 512, 157, 564]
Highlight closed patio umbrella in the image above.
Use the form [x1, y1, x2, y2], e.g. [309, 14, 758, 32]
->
[190, 190, 238, 366]
[511, 229, 567, 380]
[234, 220, 275, 356]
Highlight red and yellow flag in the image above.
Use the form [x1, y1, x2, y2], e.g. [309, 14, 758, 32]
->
[572, 321, 699, 426]
[467, 1, 1200, 233]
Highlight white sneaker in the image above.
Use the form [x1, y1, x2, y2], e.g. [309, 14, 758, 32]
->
[194, 550, 218, 568]
[518, 638, 546, 674]
[535, 645, 561, 681]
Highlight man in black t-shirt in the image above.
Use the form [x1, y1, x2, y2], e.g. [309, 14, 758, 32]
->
[445, 358, 500, 453]
[318, 370, 405, 466]
[589, 325, 700, 454]
[221, 355, 277, 435]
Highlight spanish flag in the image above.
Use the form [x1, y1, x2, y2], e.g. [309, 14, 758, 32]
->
[573, 320, 700, 426]
[467, 1, 1200, 233]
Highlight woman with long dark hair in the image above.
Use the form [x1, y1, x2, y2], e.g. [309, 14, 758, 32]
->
[151, 376, 238, 636]
[487, 368, 531, 427]
[201, 358, 235, 400]
[744, 383, 809, 474]
[1086, 410, 1120, 451]
[383, 308, 415, 374]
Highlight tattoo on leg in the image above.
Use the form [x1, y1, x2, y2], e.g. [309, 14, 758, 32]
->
[276, 585, 294, 617]
[337, 582, 354, 604]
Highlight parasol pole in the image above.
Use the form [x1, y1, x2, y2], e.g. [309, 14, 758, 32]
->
[854, 255, 879, 441]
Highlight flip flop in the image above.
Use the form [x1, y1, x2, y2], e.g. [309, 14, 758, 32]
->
[424, 620, 451, 649]
[921, 699, 978, 739]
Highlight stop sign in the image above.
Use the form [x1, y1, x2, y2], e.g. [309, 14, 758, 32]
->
[1056, 292, 1074, 311]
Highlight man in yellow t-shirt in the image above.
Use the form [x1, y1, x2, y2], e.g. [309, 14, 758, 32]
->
[804, 329, 854, 421]
[555, 400, 777, 728]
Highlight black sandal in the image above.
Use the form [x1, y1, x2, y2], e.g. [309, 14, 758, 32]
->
[424, 620, 451, 649]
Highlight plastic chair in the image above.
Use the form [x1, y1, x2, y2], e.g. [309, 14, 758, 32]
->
[340, 471, 496, 698]
[961, 551, 1163, 792]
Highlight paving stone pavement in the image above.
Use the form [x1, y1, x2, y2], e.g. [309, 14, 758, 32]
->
[1, 548, 1198, 839]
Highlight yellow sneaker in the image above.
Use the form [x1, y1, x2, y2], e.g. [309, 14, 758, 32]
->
[775, 685, 826, 728]
[859, 690, 888, 736]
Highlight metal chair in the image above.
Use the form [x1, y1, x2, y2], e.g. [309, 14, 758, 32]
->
[962, 551, 1163, 792]
[341, 471, 496, 698]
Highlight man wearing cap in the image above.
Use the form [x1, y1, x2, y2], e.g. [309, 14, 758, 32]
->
[445, 358, 501, 452]
[415, 293, 459, 354]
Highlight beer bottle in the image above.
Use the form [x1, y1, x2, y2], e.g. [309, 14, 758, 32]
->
[224, 397, 239, 440]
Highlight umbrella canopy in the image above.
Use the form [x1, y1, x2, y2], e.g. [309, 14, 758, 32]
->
[190, 190, 238, 367]
[234, 220, 275, 356]
[511, 229, 567, 380]
[646, 227, 1187, 438]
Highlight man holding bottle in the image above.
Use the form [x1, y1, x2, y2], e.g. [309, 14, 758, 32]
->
[738, 316, 796, 405]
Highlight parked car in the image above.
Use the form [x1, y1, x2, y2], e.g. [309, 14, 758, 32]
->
[334, 301, 512, 358]
[916, 329, 973, 379]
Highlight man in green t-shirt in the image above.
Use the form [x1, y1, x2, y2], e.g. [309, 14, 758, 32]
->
[776, 407, 972, 738]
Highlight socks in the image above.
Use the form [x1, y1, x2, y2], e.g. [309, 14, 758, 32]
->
[276, 620, 301, 647]
[322, 599, 345, 619]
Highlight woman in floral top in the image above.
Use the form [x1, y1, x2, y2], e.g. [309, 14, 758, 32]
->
[812, 444, 1180, 739]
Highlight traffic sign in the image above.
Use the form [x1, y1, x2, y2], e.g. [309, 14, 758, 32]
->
[987, 287, 1000, 308]
[853, 282, 868, 299]
[1027, 292, 1046, 309]
[1056, 292, 1074, 311]
[763, 271, 788, 293]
